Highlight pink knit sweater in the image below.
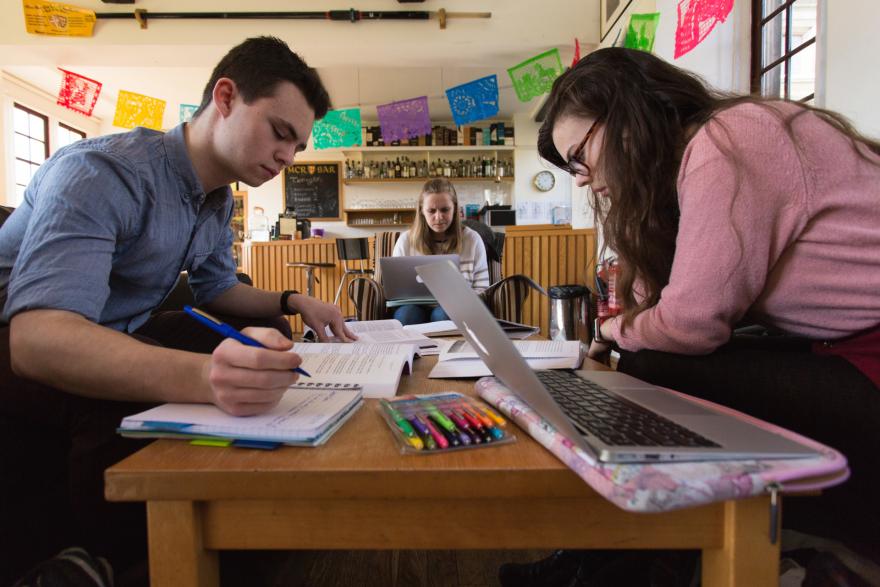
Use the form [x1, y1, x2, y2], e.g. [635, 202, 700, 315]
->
[611, 102, 880, 354]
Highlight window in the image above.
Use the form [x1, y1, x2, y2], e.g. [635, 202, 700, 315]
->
[57, 122, 85, 149]
[13, 104, 49, 204]
[751, 0, 817, 103]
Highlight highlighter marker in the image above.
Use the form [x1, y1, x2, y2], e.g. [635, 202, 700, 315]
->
[423, 402, 456, 431]
[419, 414, 449, 449]
[463, 404, 493, 428]
[381, 400, 423, 450]
[476, 404, 507, 427]
[408, 416, 436, 450]
[458, 407, 484, 431]
[447, 411, 478, 444]
[429, 414, 460, 447]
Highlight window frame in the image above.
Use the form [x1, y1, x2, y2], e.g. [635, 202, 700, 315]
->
[58, 121, 86, 146]
[12, 103, 50, 201]
[750, 0, 817, 102]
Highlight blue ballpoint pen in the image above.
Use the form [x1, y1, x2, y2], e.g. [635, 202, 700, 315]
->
[183, 305, 311, 377]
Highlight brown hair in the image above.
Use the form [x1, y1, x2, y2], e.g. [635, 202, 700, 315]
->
[537, 47, 880, 328]
[410, 178, 463, 255]
[194, 36, 330, 120]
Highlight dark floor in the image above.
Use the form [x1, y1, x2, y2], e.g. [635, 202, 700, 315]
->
[219, 549, 552, 587]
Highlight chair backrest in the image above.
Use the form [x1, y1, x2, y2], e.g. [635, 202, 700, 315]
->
[335, 237, 370, 261]
[336, 237, 372, 273]
[372, 231, 402, 282]
[488, 231, 505, 284]
[462, 219, 504, 284]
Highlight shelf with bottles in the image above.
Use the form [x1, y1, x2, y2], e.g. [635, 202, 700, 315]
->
[358, 121, 514, 149]
[231, 190, 248, 272]
[344, 176, 514, 184]
[343, 152, 514, 184]
[344, 208, 417, 227]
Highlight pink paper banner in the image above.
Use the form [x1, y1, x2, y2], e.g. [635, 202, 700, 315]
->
[56, 68, 102, 116]
[376, 96, 431, 144]
[675, 0, 735, 59]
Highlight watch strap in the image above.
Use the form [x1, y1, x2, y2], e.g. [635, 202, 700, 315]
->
[280, 290, 299, 315]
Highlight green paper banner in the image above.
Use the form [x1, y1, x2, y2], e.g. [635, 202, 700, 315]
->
[625, 13, 661, 53]
[313, 108, 362, 149]
[508, 48, 563, 103]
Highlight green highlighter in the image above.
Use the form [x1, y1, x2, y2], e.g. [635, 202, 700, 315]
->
[423, 402, 456, 432]
[381, 400, 424, 450]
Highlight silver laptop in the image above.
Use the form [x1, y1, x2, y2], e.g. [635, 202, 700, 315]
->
[417, 260, 819, 463]
[379, 254, 459, 302]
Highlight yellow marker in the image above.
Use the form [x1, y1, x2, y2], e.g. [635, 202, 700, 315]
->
[478, 404, 507, 427]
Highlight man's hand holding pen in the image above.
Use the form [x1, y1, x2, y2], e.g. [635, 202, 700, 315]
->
[207, 326, 303, 416]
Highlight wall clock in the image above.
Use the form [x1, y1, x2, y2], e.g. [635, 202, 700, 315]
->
[533, 170, 556, 192]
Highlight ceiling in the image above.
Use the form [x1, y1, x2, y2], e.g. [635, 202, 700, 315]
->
[0, 0, 598, 126]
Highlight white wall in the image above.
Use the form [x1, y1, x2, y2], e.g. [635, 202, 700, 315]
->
[512, 112, 574, 226]
[1, 73, 102, 206]
[819, 0, 880, 138]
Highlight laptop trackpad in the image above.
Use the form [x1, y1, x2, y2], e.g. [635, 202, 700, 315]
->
[617, 389, 715, 416]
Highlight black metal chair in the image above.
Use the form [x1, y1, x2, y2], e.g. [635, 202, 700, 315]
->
[333, 237, 373, 305]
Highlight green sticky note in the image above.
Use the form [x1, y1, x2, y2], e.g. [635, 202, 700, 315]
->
[624, 13, 661, 53]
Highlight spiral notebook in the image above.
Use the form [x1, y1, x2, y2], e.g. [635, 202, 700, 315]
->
[118, 386, 363, 447]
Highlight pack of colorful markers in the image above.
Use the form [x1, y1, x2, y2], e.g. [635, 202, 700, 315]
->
[379, 392, 516, 454]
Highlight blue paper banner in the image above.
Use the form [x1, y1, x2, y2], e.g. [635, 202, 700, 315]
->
[445, 74, 499, 126]
[313, 108, 363, 149]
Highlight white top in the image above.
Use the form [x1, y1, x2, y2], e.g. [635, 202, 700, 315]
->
[392, 226, 490, 292]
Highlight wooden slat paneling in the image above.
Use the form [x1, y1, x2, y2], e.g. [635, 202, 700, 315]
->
[248, 228, 596, 337]
[249, 239, 379, 333]
[503, 226, 597, 337]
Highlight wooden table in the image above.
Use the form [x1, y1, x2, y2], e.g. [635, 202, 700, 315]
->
[105, 357, 781, 587]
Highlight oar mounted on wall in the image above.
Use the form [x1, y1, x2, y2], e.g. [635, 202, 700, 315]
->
[94, 8, 491, 30]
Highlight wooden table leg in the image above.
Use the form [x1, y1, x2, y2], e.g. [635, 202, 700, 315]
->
[147, 501, 218, 587]
[701, 496, 780, 587]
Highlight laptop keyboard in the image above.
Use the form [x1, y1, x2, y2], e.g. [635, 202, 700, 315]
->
[535, 370, 720, 448]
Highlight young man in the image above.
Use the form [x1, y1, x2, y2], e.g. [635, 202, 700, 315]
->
[0, 36, 354, 583]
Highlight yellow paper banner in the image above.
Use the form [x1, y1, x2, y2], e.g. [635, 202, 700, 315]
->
[113, 90, 166, 131]
[23, 0, 96, 37]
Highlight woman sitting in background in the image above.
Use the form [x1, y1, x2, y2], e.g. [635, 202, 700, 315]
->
[391, 178, 489, 325]
[500, 47, 880, 586]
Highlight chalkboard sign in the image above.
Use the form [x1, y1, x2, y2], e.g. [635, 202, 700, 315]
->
[282, 161, 342, 221]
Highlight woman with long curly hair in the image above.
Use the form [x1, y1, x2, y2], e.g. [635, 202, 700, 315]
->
[500, 47, 880, 586]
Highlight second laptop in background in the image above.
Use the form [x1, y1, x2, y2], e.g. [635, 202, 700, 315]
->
[379, 254, 460, 306]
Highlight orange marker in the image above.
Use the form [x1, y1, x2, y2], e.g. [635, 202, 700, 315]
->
[474, 404, 506, 427]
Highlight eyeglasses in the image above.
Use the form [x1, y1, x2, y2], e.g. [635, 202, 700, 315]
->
[565, 119, 600, 178]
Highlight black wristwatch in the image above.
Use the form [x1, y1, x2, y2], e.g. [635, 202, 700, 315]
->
[280, 290, 299, 315]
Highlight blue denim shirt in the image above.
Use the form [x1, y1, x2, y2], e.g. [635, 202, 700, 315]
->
[0, 124, 239, 332]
